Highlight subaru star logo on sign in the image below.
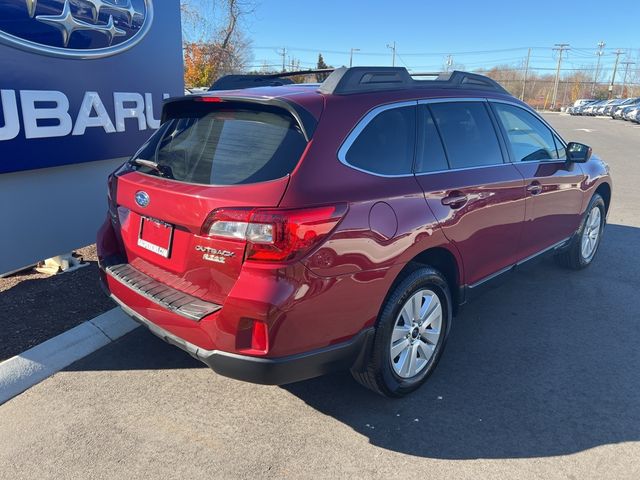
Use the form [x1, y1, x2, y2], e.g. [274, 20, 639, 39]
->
[0, 0, 153, 58]
[0, 0, 183, 175]
[135, 190, 149, 207]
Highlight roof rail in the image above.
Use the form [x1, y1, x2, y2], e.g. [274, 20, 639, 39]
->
[210, 69, 334, 91]
[318, 67, 510, 95]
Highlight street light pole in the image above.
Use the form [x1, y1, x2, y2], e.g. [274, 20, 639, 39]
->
[349, 48, 360, 67]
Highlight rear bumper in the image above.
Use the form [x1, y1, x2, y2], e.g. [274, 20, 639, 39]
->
[109, 291, 374, 385]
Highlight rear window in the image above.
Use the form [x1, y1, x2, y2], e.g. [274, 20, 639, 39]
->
[132, 106, 307, 185]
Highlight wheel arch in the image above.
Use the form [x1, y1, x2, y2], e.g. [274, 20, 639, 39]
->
[594, 182, 611, 214]
[389, 246, 463, 316]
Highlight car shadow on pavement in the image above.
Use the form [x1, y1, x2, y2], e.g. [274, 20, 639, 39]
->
[65, 224, 640, 460]
[282, 223, 640, 459]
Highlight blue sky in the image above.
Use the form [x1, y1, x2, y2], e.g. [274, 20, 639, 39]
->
[243, 0, 640, 77]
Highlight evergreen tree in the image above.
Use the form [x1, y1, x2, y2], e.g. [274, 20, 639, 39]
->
[317, 53, 329, 70]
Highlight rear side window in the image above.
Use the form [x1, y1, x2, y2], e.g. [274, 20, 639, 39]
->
[429, 102, 503, 169]
[132, 107, 307, 185]
[344, 105, 416, 176]
[492, 103, 558, 162]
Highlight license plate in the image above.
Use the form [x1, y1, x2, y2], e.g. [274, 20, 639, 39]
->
[137, 216, 174, 258]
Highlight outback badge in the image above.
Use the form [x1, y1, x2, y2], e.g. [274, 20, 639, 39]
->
[195, 245, 235, 264]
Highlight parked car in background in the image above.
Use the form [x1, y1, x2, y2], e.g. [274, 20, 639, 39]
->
[627, 106, 640, 123]
[613, 98, 640, 119]
[603, 98, 628, 116]
[593, 100, 614, 116]
[582, 100, 606, 116]
[568, 98, 596, 115]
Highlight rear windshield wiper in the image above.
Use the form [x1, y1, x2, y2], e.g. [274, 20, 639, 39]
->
[131, 158, 174, 179]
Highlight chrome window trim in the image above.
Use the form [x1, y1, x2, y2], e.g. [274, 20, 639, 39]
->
[337, 100, 418, 178]
[413, 161, 514, 177]
[337, 96, 570, 179]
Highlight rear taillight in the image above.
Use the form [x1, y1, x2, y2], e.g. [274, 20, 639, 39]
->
[202, 204, 347, 263]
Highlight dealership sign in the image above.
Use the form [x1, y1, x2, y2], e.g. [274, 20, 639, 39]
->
[0, 0, 183, 174]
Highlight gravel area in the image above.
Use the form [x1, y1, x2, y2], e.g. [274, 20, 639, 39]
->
[0, 245, 115, 361]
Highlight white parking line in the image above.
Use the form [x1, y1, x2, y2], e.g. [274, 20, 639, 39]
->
[0, 308, 137, 405]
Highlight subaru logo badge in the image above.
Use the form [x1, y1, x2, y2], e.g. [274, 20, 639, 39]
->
[0, 0, 154, 59]
[135, 190, 149, 208]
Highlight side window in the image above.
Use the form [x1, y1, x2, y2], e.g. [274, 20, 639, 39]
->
[429, 102, 503, 169]
[415, 106, 449, 173]
[344, 105, 416, 175]
[492, 103, 559, 162]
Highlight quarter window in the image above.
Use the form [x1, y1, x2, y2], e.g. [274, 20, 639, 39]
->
[492, 103, 559, 162]
[344, 105, 416, 176]
[429, 102, 503, 169]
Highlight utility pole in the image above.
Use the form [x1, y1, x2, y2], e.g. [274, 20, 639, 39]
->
[349, 48, 360, 67]
[386, 41, 396, 67]
[445, 54, 453, 72]
[621, 60, 635, 97]
[591, 41, 605, 96]
[520, 48, 531, 101]
[278, 47, 286, 72]
[551, 43, 569, 109]
[608, 49, 624, 98]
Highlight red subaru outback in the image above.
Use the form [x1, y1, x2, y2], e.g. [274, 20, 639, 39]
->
[98, 67, 612, 397]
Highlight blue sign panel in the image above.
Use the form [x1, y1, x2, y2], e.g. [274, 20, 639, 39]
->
[0, 0, 184, 173]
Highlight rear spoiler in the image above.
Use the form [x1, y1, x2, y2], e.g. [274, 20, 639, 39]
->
[160, 94, 319, 141]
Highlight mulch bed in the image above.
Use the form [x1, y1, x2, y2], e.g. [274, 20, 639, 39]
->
[0, 245, 115, 361]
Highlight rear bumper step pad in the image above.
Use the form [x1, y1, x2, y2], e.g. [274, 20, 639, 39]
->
[105, 264, 221, 321]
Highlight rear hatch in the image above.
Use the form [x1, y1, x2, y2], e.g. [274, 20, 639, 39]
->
[112, 96, 316, 305]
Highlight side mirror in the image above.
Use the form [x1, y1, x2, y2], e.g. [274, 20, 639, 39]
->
[566, 142, 592, 163]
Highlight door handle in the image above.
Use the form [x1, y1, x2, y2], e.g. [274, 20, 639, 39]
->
[441, 193, 468, 208]
[526, 182, 543, 195]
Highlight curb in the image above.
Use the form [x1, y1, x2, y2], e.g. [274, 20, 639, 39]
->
[0, 307, 138, 405]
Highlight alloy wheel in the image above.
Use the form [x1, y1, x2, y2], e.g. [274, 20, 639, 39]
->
[581, 206, 602, 261]
[389, 289, 442, 379]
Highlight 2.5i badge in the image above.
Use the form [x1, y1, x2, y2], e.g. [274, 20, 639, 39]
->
[195, 245, 235, 264]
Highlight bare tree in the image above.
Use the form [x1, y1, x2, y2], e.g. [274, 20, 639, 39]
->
[181, 0, 255, 87]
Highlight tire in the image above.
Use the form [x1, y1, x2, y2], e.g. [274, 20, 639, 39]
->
[352, 266, 452, 397]
[555, 193, 606, 270]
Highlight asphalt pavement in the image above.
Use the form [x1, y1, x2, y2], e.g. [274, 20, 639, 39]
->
[0, 114, 638, 480]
